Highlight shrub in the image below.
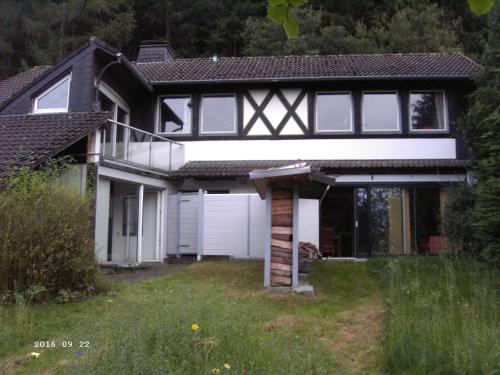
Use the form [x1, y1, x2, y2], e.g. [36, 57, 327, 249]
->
[441, 183, 475, 254]
[0, 163, 100, 304]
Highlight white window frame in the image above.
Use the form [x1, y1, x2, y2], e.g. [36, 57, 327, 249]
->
[409, 90, 448, 133]
[33, 74, 71, 113]
[361, 90, 401, 133]
[99, 82, 130, 121]
[155, 95, 193, 136]
[314, 91, 354, 134]
[200, 94, 237, 136]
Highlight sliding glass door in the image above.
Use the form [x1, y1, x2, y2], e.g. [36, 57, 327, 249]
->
[355, 187, 406, 256]
[354, 186, 446, 256]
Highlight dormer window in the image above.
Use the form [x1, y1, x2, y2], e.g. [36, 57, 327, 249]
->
[409, 91, 447, 132]
[158, 95, 192, 135]
[33, 74, 71, 113]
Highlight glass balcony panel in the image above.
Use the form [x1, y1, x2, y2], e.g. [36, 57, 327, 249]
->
[101, 120, 184, 172]
[128, 129, 152, 167]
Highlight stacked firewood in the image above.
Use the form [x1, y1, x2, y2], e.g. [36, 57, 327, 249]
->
[271, 190, 293, 287]
[299, 242, 322, 260]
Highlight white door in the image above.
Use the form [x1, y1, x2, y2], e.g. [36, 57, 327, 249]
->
[179, 193, 199, 254]
[142, 191, 160, 261]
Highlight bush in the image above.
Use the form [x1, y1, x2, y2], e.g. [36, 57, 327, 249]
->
[441, 183, 475, 254]
[0, 164, 101, 304]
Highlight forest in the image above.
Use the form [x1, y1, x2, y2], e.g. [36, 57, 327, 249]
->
[0, 0, 491, 79]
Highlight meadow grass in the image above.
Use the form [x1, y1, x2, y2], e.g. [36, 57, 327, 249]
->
[0, 261, 382, 375]
[369, 256, 499, 375]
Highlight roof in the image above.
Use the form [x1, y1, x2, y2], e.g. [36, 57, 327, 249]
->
[135, 53, 482, 84]
[171, 159, 471, 178]
[0, 112, 110, 177]
[0, 66, 52, 107]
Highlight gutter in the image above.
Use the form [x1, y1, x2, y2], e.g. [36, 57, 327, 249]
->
[117, 54, 153, 92]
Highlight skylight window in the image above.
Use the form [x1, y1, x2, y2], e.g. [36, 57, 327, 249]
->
[34, 75, 71, 113]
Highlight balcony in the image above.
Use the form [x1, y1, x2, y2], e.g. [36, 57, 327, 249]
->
[100, 120, 185, 173]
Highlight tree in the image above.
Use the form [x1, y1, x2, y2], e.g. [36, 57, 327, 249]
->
[243, 7, 322, 56]
[459, 3, 500, 264]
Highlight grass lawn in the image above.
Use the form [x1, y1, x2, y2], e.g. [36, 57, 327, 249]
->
[0, 262, 382, 375]
[1, 257, 497, 375]
[369, 256, 499, 375]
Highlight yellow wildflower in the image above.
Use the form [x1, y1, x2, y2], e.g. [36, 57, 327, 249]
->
[191, 323, 200, 331]
[30, 352, 40, 358]
[223, 363, 231, 369]
[212, 368, 221, 374]
[107, 299, 113, 304]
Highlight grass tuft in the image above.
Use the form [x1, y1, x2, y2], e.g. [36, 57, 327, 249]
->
[369, 256, 499, 375]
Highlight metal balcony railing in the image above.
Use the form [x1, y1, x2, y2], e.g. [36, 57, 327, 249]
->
[101, 120, 185, 172]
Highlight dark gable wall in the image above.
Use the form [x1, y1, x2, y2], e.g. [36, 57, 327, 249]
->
[135, 79, 473, 159]
[0, 44, 96, 115]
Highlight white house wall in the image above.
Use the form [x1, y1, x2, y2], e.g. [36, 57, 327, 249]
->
[298, 199, 319, 247]
[181, 138, 457, 162]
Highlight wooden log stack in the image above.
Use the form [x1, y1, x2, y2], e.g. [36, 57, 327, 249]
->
[271, 190, 293, 287]
[299, 242, 322, 260]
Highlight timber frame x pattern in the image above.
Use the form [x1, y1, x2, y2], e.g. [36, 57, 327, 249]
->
[243, 88, 308, 136]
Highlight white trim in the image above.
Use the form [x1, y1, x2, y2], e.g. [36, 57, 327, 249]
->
[97, 165, 170, 188]
[156, 94, 193, 136]
[314, 91, 354, 134]
[361, 90, 401, 133]
[181, 138, 457, 161]
[408, 90, 449, 133]
[33, 74, 71, 113]
[200, 94, 238, 135]
[99, 82, 130, 116]
[137, 184, 144, 263]
[332, 174, 467, 184]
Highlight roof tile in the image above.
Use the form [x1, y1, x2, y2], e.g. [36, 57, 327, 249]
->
[171, 159, 470, 178]
[136, 53, 482, 83]
[0, 112, 110, 177]
[0, 66, 52, 108]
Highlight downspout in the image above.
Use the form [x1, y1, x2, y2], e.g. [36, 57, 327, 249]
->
[93, 53, 122, 111]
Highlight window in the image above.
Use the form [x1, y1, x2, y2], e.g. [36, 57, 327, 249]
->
[200, 95, 237, 135]
[34, 74, 71, 113]
[315, 92, 353, 133]
[158, 96, 192, 135]
[362, 92, 400, 132]
[410, 91, 446, 131]
[122, 196, 138, 236]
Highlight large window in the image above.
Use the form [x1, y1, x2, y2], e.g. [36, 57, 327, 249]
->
[200, 94, 237, 135]
[34, 75, 71, 113]
[362, 92, 400, 132]
[410, 91, 447, 132]
[315, 92, 353, 133]
[158, 96, 192, 135]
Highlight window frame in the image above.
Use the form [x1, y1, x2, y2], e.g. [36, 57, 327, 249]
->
[314, 91, 354, 134]
[361, 90, 401, 134]
[408, 90, 448, 133]
[33, 74, 72, 114]
[199, 93, 238, 136]
[156, 94, 193, 136]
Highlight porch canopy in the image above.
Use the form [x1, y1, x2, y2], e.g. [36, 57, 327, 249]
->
[249, 162, 335, 288]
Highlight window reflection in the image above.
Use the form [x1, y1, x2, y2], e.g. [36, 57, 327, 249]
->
[410, 92, 445, 131]
[159, 96, 192, 134]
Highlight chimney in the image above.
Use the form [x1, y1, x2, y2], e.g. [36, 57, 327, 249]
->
[136, 40, 175, 63]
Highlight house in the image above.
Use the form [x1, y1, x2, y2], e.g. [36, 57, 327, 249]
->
[0, 37, 481, 287]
